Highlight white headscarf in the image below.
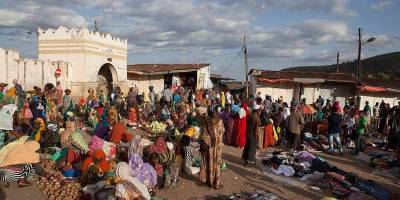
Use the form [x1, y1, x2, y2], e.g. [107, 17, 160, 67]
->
[115, 162, 151, 200]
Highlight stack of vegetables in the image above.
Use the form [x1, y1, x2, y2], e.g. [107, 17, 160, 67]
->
[146, 121, 167, 134]
[34, 173, 82, 200]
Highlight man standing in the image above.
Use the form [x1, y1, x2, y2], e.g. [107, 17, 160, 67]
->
[287, 105, 304, 152]
[242, 104, 261, 165]
[163, 85, 172, 105]
[149, 86, 156, 112]
[363, 101, 371, 117]
[327, 106, 343, 154]
[354, 111, 368, 155]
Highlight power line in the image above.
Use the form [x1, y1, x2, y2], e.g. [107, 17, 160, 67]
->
[219, 46, 243, 75]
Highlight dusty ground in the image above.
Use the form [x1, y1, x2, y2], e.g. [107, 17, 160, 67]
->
[1, 145, 399, 200]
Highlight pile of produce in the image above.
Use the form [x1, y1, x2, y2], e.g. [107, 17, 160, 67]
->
[146, 121, 167, 134]
[34, 173, 82, 200]
[41, 160, 57, 172]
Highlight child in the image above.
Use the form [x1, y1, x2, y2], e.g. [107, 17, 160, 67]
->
[19, 99, 33, 135]
[354, 111, 368, 155]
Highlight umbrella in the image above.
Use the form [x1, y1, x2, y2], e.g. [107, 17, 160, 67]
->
[302, 104, 316, 115]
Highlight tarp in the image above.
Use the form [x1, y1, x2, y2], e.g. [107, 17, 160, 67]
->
[0, 104, 17, 130]
[358, 85, 386, 92]
[0, 136, 40, 167]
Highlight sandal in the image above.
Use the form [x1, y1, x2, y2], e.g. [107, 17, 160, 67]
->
[17, 179, 31, 187]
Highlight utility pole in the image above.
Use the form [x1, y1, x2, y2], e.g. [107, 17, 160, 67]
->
[244, 35, 249, 98]
[94, 20, 99, 32]
[357, 28, 362, 80]
[336, 52, 339, 73]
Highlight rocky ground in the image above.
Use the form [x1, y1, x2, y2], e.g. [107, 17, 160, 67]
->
[1, 145, 399, 200]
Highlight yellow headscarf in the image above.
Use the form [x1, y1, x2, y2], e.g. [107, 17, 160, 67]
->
[6, 87, 16, 97]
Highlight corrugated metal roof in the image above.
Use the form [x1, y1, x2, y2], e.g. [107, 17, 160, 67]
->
[251, 69, 358, 83]
[127, 63, 210, 75]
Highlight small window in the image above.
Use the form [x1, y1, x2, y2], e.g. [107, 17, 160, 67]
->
[107, 58, 112, 62]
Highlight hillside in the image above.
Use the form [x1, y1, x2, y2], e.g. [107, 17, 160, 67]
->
[283, 52, 400, 79]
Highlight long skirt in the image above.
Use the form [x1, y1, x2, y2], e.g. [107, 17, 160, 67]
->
[242, 133, 257, 164]
[235, 117, 247, 148]
[264, 124, 275, 148]
[257, 127, 265, 149]
[199, 145, 222, 189]
[225, 118, 235, 145]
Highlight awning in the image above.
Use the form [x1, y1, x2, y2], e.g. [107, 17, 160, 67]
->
[357, 85, 386, 92]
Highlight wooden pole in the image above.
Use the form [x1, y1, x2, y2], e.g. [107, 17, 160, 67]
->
[244, 35, 249, 98]
[336, 52, 339, 73]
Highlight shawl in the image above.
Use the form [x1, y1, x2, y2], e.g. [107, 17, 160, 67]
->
[90, 136, 116, 160]
[128, 134, 143, 158]
[115, 162, 151, 200]
[95, 117, 110, 141]
[129, 154, 157, 188]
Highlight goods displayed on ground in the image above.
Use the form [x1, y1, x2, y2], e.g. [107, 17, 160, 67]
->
[193, 190, 279, 200]
[262, 150, 399, 200]
[145, 121, 168, 134]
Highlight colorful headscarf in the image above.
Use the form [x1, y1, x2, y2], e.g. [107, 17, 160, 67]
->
[129, 154, 157, 189]
[149, 137, 167, 154]
[115, 162, 151, 200]
[128, 134, 143, 158]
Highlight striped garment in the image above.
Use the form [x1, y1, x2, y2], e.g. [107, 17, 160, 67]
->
[0, 164, 34, 182]
[158, 152, 177, 166]
[182, 146, 194, 166]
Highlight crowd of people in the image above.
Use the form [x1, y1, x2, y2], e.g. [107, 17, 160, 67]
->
[0, 79, 399, 199]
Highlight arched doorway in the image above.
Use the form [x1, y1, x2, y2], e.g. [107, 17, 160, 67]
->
[98, 63, 118, 100]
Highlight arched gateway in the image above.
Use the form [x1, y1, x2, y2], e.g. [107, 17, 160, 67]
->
[98, 63, 118, 99]
[37, 26, 128, 99]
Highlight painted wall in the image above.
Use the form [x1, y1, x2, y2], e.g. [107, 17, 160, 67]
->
[254, 80, 355, 106]
[359, 92, 399, 108]
[127, 74, 165, 95]
[0, 48, 71, 90]
[196, 65, 212, 89]
[255, 82, 295, 103]
[301, 83, 355, 106]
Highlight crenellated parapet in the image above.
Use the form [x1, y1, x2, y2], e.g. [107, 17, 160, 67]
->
[38, 26, 127, 49]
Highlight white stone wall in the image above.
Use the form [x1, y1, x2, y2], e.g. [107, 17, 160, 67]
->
[37, 27, 128, 85]
[0, 48, 71, 90]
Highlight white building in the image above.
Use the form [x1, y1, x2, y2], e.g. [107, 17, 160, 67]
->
[1, 26, 127, 99]
[127, 64, 212, 94]
[249, 69, 400, 108]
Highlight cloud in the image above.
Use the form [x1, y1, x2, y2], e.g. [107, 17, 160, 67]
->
[371, 1, 395, 10]
[0, 0, 396, 75]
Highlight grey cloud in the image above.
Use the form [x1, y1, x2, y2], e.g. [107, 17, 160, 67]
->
[371, 1, 395, 11]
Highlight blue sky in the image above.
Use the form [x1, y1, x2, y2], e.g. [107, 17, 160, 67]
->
[0, 0, 399, 80]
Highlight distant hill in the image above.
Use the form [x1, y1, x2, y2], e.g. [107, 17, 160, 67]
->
[283, 52, 400, 79]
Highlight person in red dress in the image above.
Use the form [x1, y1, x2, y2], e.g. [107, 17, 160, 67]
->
[235, 102, 249, 148]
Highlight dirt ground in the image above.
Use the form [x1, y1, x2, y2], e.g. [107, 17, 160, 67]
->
[1, 145, 399, 200]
